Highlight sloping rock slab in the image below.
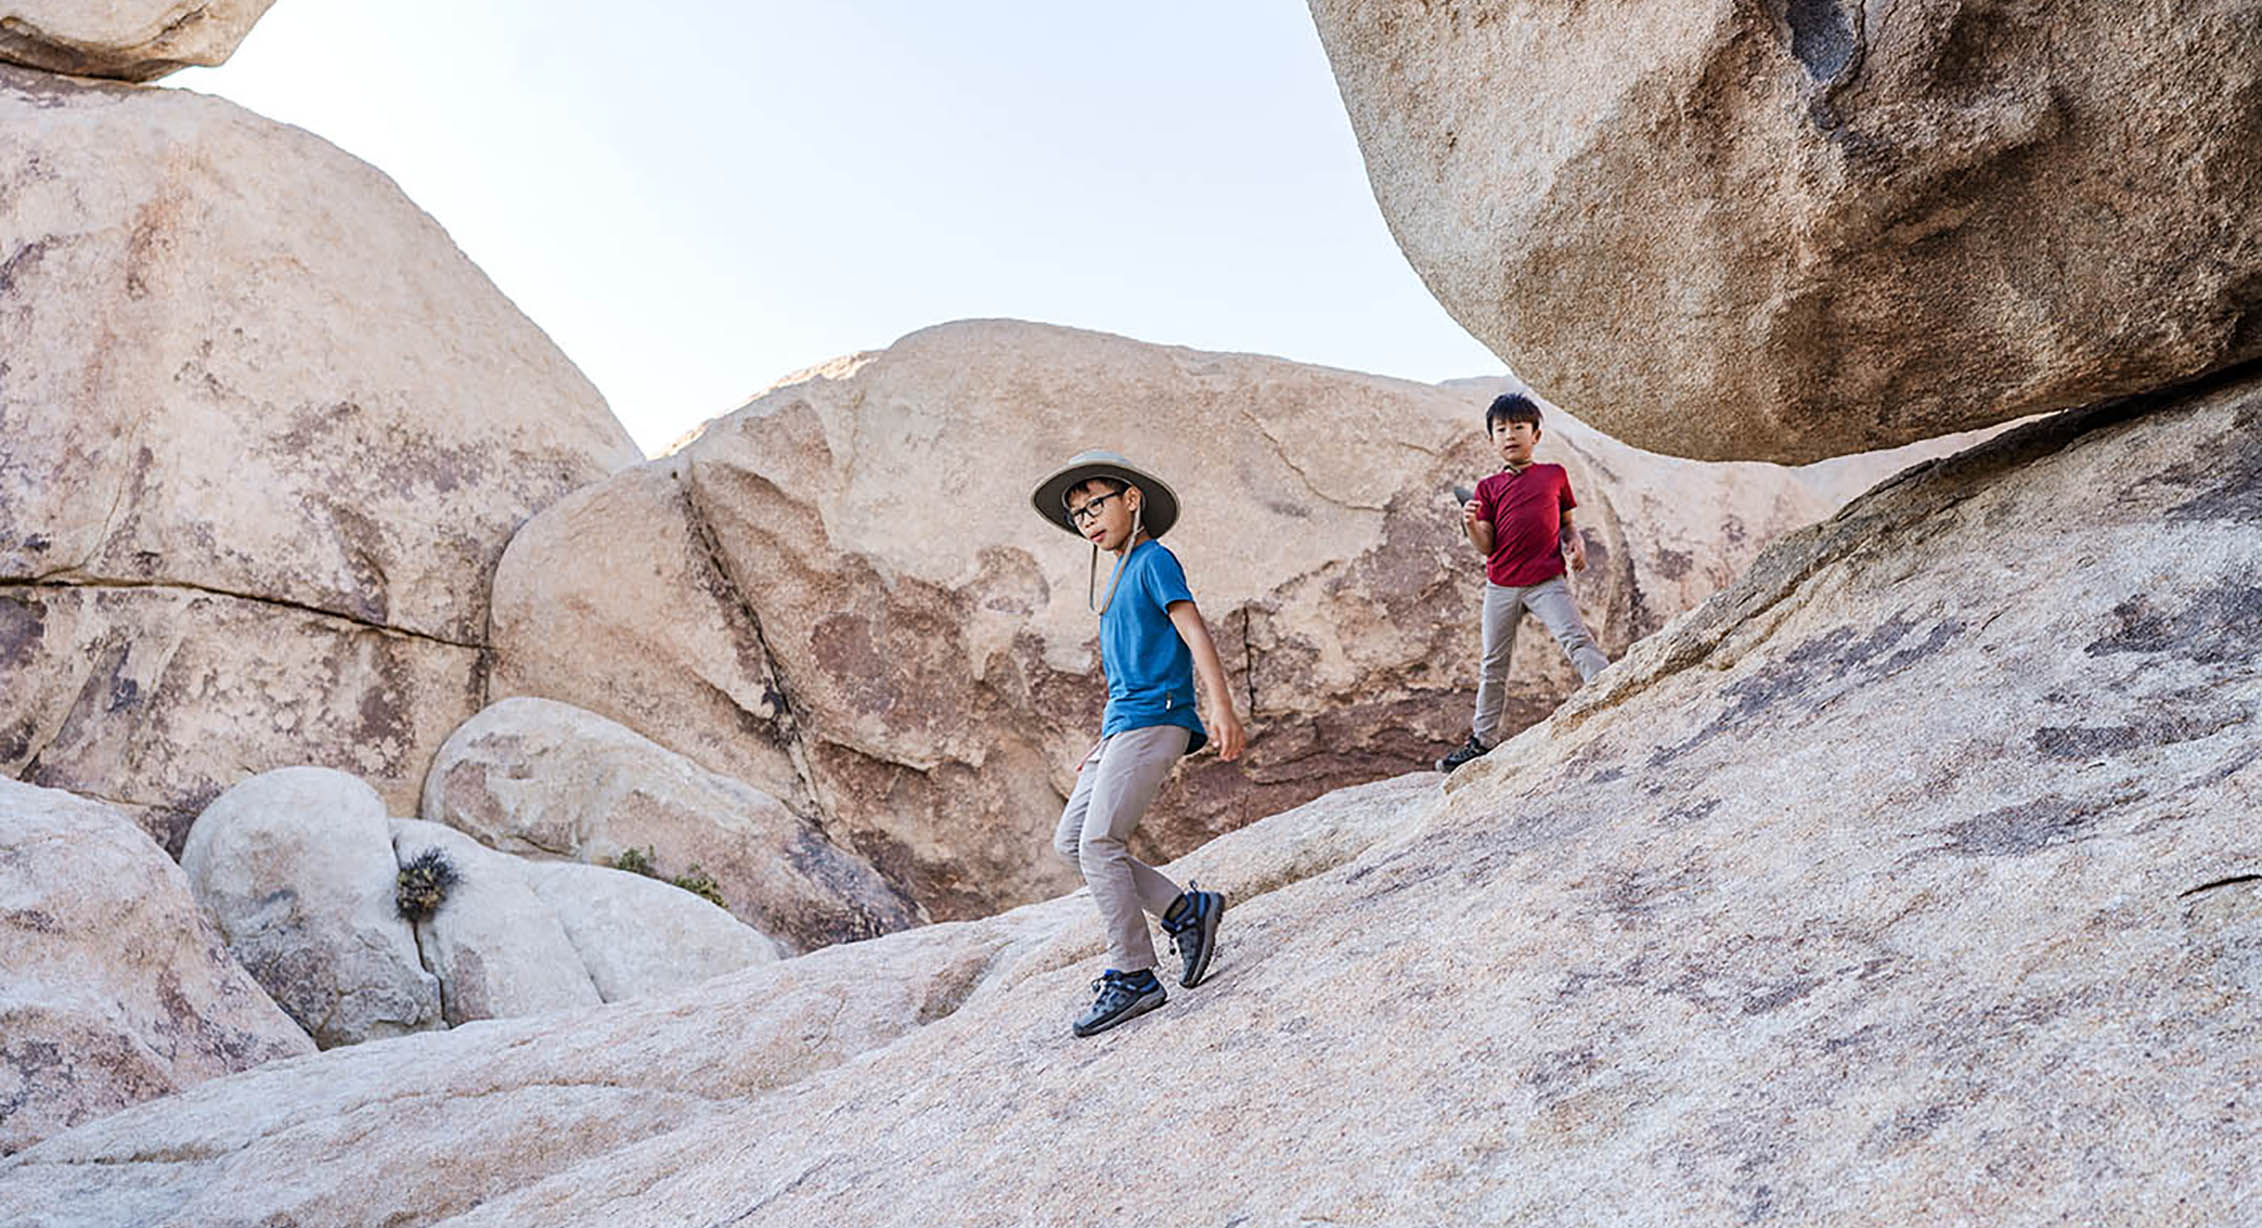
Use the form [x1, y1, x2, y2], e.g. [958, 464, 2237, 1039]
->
[0, 775, 1439, 1224]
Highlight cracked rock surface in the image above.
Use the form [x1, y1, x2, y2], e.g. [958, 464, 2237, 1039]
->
[493, 319, 1915, 920]
[391, 819, 779, 1026]
[175, 764, 783, 1036]
[182, 767, 442, 1048]
[0, 66, 642, 845]
[1309, 0, 2262, 463]
[0, 1, 276, 81]
[0, 778, 312, 1156]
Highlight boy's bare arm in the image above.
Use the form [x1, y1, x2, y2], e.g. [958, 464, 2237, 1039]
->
[1462, 499, 1495, 555]
[1561, 509, 1588, 572]
[1166, 601, 1247, 761]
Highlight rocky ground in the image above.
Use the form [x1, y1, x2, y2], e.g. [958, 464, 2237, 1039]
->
[7, 367, 2255, 1224]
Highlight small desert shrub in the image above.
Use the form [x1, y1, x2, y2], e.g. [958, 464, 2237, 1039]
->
[670, 866, 728, 910]
[396, 848, 459, 922]
[608, 845, 728, 909]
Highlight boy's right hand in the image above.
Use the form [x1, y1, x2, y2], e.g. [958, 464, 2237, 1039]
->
[1462, 498, 1484, 531]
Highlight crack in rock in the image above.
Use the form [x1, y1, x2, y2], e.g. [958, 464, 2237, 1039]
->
[5, 575, 483, 651]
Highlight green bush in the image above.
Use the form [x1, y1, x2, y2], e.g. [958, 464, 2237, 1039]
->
[670, 866, 728, 910]
[608, 845, 727, 909]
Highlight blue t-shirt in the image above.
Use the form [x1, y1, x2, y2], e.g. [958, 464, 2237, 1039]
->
[1099, 539, 1208, 754]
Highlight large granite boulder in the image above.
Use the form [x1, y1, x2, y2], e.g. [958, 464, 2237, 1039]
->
[0, 1, 275, 81]
[181, 767, 442, 1048]
[521, 860, 783, 1003]
[492, 319, 1948, 920]
[1309, 0, 2262, 463]
[0, 778, 312, 1156]
[0, 67, 642, 848]
[422, 697, 922, 952]
[486, 463, 814, 818]
[0, 774, 1438, 1222]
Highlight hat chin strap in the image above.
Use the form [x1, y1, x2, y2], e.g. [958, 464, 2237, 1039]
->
[1088, 505, 1144, 616]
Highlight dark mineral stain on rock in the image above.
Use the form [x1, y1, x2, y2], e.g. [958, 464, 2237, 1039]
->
[1663, 797, 1723, 827]
[2031, 725, 2142, 759]
[0, 236, 48, 296]
[1650, 612, 1965, 766]
[1742, 975, 1823, 1015]
[2032, 703, 2247, 760]
[2163, 405, 2262, 523]
[1942, 795, 2114, 857]
[2085, 585, 2262, 665]
[0, 592, 46, 672]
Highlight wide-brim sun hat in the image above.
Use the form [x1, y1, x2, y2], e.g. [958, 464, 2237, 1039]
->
[1029, 449, 1181, 539]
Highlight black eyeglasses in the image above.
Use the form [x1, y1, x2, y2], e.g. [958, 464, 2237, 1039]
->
[1066, 491, 1123, 526]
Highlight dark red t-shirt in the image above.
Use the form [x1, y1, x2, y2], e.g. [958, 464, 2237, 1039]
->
[1473, 463, 1577, 587]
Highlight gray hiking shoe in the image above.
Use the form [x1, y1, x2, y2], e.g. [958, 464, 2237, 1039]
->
[1072, 969, 1166, 1037]
[1161, 882, 1225, 988]
[1435, 734, 1490, 774]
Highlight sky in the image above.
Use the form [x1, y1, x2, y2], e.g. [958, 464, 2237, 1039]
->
[171, 2, 1505, 456]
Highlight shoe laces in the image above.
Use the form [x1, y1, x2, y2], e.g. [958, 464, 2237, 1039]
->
[1090, 971, 1147, 1005]
[1167, 881, 1206, 952]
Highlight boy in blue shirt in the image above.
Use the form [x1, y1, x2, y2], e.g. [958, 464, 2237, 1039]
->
[1032, 450, 1247, 1038]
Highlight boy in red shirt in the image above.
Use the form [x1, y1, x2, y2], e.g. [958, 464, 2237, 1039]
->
[1437, 393, 1610, 773]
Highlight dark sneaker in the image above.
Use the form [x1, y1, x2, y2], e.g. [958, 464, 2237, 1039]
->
[1161, 882, 1225, 988]
[1435, 734, 1491, 774]
[1072, 969, 1166, 1037]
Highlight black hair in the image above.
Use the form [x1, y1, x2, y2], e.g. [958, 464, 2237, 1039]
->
[1485, 393, 1543, 434]
[1063, 475, 1128, 508]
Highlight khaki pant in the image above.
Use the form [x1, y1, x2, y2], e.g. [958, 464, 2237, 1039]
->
[1053, 724, 1190, 972]
[1473, 575, 1608, 746]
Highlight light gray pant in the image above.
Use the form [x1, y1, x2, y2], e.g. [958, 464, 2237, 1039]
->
[1473, 575, 1608, 746]
[1052, 724, 1190, 973]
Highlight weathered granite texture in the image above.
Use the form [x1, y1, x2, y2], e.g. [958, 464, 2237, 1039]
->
[422, 698, 922, 952]
[182, 767, 443, 1048]
[0, 778, 312, 1156]
[385, 816, 783, 1027]
[0, 775, 1437, 1223]
[0, 66, 641, 846]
